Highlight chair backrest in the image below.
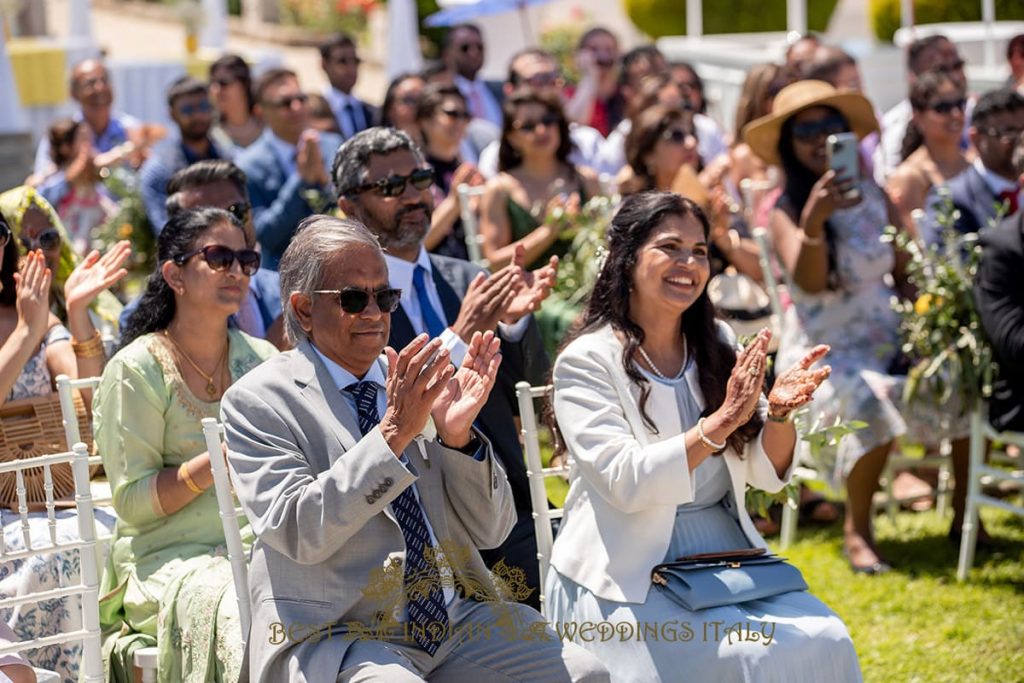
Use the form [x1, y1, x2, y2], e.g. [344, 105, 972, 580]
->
[0, 444, 103, 682]
[457, 183, 489, 268]
[201, 417, 252, 646]
[514, 381, 569, 618]
[56, 375, 100, 454]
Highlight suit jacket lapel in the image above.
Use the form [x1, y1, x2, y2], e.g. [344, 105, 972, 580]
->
[292, 341, 360, 452]
[389, 304, 417, 349]
[428, 257, 464, 327]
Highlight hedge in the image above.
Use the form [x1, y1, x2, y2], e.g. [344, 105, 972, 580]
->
[623, 0, 839, 39]
[870, 0, 1024, 43]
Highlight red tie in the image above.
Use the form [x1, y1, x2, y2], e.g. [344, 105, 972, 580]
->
[998, 188, 1020, 216]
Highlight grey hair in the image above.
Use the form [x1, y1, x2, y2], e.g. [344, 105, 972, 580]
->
[278, 214, 382, 345]
[332, 126, 425, 196]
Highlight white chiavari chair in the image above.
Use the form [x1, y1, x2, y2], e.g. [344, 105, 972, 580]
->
[0, 444, 103, 682]
[515, 381, 570, 618]
[457, 183, 489, 268]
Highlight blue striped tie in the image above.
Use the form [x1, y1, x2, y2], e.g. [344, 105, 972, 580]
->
[345, 381, 450, 654]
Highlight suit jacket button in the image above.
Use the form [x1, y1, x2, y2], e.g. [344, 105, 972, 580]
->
[384, 477, 394, 486]
[365, 494, 375, 504]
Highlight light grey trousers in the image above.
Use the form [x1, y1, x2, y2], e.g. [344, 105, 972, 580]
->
[336, 598, 610, 683]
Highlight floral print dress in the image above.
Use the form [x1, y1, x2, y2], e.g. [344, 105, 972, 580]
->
[776, 181, 965, 490]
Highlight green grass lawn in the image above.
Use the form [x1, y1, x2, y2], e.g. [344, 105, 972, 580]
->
[777, 506, 1024, 683]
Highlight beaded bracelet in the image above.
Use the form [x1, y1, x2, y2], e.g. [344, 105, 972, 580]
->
[179, 462, 204, 494]
[697, 417, 727, 452]
[767, 410, 793, 423]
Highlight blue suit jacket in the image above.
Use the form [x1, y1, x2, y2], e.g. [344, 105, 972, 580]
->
[235, 130, 341, 270]
[139, 134, 233, 234]
[922, 165, 1005, 245]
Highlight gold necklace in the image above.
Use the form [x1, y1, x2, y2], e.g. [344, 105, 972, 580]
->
[163, 330, 228, 398]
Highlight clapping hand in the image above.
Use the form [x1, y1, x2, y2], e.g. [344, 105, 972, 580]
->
[13, 251, 52, 343]
[450, 266, 520, 340]
[380, 335, 455, 456]
[431, 331, 502, 447]
[715, 328, 771, 430]
[64, 240, 130, 312]
[503, 245, 558, 323]
[768, 345, 831, 418]
[296, 130, 328, 186]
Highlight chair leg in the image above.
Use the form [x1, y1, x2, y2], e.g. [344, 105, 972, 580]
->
[780, 485, 799, 550]
[935, 460, 952, 518]
[134, 646, 159, 683]
[957, 411, 986, 582]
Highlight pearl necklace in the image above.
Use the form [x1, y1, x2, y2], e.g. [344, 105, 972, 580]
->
[637, 340, 687, 381]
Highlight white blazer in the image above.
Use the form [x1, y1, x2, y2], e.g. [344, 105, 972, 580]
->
[549, 322, 795, 604]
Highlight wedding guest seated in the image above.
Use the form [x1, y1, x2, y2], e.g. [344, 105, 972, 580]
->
[544, 191, 859, 682]
[0, 186, 126, 342]
[32, 59, 141, 179]
[307, 92, 343, 136]
[885, 71, 969, 237]
[140, 76, 233, 233]
[220, 215, 608, 682]
[975, 138, 1024, 432]
[236, 67, 341, 270]
[381, 72, 427, 144]
[94, 208, 276, 681]
[922, 88, 1024, 242]
[479, 90, 602, 270]
[209, 54, 264, 149]
[415, 84, 485, 260]
[745, 80, 977, 570]
[0, 623, 34, 683]
[616, 104, 699, 194]
[334, 126, 557, 607]
[119, 160, 286, 347]
[564, 27, 624, 137]
[668, 60, 728, 164]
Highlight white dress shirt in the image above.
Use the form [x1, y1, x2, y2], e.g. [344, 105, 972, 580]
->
[384, 247, 528, 368]
[974, 157, 1021, 198]
[310, 345, 458, 609]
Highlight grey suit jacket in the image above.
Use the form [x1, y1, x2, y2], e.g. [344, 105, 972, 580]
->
[220, 340, 516, 683]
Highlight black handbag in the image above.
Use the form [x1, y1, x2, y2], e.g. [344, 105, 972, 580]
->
[651, 548, 808, 611]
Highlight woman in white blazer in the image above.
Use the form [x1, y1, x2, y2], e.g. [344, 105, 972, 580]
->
[544, 191, 861, 683]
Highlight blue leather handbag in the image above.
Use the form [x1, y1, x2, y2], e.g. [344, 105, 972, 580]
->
[651, 549, 808, 611]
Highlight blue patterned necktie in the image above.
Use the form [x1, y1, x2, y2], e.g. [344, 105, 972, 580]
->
[344, 381, 450, 654]
[412, 266, 447, 339]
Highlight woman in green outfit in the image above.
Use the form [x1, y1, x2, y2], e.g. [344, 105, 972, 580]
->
[479, 89, 602, 271]
[94, 207, 276, 682]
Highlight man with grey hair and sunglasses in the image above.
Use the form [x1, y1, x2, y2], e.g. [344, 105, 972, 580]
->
[220, 215, 608, 682]
[334, 126, 558, 611]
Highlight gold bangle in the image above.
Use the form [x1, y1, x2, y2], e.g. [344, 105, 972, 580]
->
[800, 233, 825, 247]
[71, 331, 105, 358]
[179, 461, 204, 494]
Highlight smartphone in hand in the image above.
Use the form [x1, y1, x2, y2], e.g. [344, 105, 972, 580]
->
[827, 132, 861, 199]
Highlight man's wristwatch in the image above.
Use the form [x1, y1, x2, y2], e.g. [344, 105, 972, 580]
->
[766, 408, 793, 423]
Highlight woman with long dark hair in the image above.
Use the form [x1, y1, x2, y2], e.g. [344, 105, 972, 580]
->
[381, 72, 426, 144]
[544, 191, 857, 682]
[745, 80, 974, 574]
[618, 104, 699, 195]
[886, 71, 969, 236]
[209, 54, 263, 149]
[479, 89, 602, 270]
[95, 207, 275, 681]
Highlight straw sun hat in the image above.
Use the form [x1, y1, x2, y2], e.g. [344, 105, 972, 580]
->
[742, 80, 879, 165]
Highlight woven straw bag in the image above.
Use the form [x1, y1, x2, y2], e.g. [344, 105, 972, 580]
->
[0, 393, 94, 508]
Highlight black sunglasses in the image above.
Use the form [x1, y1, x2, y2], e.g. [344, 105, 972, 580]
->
[347, 167, 435, 198]
[440, 108, 473, 121]
[459, 42, 484, 54]
[979, 126, 1024, 143]
[225, 201, 251, 223]
[330, 56, 362, 67]
[792, 115, 849, 142]
[0, 220, 11, 249]
[211, 76, 238, 88]
[522, 71, 560, 88]
[269, 93, 308, 109]
[313, 287, 403, 314]
[20, 229, 61, 252]
[174, 244, 261, 275]
[513, 113, 561, 134]
[662, 128, 694, 144]
[927, 98, 967, 115]
[934, 59, 966, 74]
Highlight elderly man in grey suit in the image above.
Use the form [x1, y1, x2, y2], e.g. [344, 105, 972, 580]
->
[220, 216, 608, 683]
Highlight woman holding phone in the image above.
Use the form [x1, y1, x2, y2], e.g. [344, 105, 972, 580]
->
[743, 80, 972, 575]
